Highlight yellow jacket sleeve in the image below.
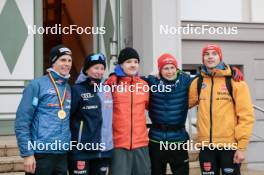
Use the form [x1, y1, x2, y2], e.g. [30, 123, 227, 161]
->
[189, 78, 199, 108]
[233, 80, 255, 150]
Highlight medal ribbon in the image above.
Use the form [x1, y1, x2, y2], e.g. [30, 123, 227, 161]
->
[48, 72, 67, 110]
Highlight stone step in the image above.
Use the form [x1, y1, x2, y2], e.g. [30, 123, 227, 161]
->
[0, 156, 23, 173]
[0, 146, 19, 158]
[0, 136, 19, 158]
[1, 136, 263, 174]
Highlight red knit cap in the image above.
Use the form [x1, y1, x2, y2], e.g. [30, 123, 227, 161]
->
[202, 44, 222, 63]
[158, 53, 178, 71]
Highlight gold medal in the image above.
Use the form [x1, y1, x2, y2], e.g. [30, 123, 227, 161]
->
[48, 72, 68, 120]
[58, 110, 66, 120]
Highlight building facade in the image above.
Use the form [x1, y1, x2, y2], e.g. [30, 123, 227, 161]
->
[1, 0, 264, 170]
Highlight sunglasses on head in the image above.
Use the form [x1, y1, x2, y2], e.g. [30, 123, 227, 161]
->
[90, 53, 106, 61]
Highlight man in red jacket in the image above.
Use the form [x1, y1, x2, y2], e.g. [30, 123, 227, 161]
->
[106, 47, 151, 175]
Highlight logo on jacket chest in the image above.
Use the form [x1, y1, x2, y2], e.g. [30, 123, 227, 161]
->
[82, 105, 98, 110]
[219, 84, 228, 92]
[81, 93, 94, 101]
[56, 79, 64, 85]
[201, 82, 207, 89]
[217, 84, 229, 96]
[47, 88, 56, 95]
[65, 91, 71, 99]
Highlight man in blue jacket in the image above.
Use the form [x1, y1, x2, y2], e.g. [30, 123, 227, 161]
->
[15, 44, 72, 175]
[144, 53, 190, 175]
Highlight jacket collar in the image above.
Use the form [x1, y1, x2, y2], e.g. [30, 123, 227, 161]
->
[201, 63, 232, 77]
[114, 64, 139, 77]
[113, 64, 140, 82]
[75, 69, 103, 85]
[47, 68, 69, 85]
[160, 70, 180, 85]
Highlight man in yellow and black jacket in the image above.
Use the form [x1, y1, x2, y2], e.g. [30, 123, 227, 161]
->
[189, 44, 254, 175]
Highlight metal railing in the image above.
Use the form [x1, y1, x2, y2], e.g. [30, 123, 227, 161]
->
[252, 105, 264, 141]
[254, 105, 264, 113]
[254, 104, 264, 120]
